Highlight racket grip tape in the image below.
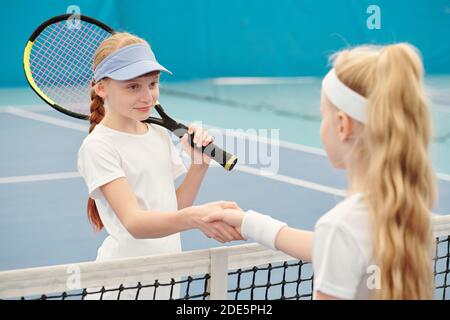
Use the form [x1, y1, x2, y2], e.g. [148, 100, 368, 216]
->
[176, 126, 238, 171]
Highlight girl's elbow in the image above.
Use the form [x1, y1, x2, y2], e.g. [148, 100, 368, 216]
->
[129, 229, 145, 239]
[122, 218, 145, 239]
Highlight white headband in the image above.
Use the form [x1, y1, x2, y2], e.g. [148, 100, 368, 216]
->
[322, 68, 368, 123]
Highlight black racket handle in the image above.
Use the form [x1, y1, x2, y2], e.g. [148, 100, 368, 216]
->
[175, 124, 238, 171]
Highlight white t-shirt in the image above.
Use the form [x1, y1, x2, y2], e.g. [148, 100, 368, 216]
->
[312, 193, 374, 300]
[77, 123, 187, 299]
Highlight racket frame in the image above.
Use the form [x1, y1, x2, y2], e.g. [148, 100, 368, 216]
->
[23, 14, 238, 171]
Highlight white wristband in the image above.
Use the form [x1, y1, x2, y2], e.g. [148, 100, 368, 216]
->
[241, 210, 287, 250]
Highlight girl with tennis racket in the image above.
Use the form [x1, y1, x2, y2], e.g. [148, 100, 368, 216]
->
[77, 32, 243, 299]
[24, 14, 241, 300]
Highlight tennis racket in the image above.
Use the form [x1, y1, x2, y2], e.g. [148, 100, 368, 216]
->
[23, 14, 237, 171]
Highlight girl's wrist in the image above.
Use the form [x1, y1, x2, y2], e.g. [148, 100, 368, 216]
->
[178, 206, 197, 230]
[189, 162, 210, 171]
[241, 210, 287, 250]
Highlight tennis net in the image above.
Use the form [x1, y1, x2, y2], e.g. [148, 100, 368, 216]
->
[0, 214, 448, 300]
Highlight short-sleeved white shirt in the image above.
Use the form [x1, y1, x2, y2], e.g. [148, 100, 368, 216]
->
[77, 123, 187, 299]
[312, 193, 374, 300]
[77, 123, 187, 259]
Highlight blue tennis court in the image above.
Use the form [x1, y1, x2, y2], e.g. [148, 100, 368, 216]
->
[1, 77, 449, 271]
[1, 0, 449, 301]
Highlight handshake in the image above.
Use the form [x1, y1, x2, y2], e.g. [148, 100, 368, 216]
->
[181, 201, 286, 249]
[181, 201, 246, 243]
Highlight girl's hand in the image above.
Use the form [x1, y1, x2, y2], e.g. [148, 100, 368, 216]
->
[184, 201, 243, 243]
[206, 220, 244, 243]
[202, 208, 245, 233]
[181, 124, 213, 166]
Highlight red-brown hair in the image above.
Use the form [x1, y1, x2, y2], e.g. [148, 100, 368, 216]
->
[87, 32, 147, 231]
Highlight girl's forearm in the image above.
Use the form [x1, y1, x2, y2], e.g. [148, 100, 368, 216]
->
[176, 164, 209, 209]
[275, 227, 314, 262]
[126, 207, 193, 239]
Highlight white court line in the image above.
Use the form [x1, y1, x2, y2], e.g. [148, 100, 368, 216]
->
[0, 165, 346, 198]
[198, 124, 326, 156]
[2, 105, 449, 182]
[437, 173, 450, 182]
[211, 77, 317, 86]
[0, 105, 327, 156]
[4, 168, 448, 216]
[0, 172, 80, 184]
[232, 165, 346, 197]
[3, 107, 87, 132]
[0, 104, 48, 112]
[181, 118, 450, 182]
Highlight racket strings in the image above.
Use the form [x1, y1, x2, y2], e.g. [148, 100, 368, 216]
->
[29, 20, 110, 115]
[34, 22, 101, 86]
[32, 28, 90, 92]
[33, 22, 102, 105]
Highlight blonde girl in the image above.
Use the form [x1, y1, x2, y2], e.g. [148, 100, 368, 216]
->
[204, 43, 436, 300]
